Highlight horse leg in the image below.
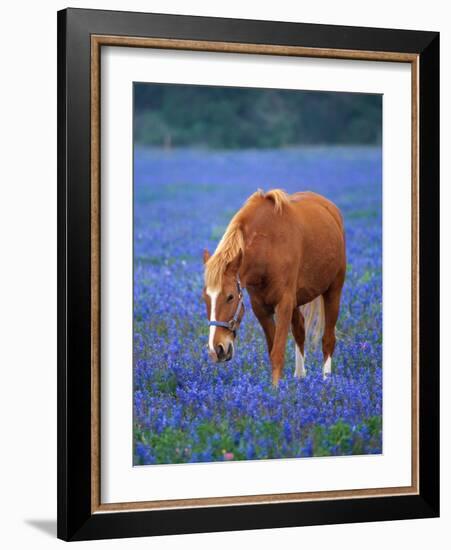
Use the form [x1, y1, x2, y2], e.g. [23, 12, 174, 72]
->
[291, 307, 306, 378]
[271, 297, 293, 386]
[250, 297, 275, 355]
[322, 279, 344, 379]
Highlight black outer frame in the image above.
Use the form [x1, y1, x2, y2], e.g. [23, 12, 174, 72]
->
[57, 8, 439, 542]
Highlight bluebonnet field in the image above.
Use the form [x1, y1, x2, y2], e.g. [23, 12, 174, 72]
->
[133, 146, 382, 465]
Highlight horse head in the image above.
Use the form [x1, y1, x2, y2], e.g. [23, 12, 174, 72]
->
[202, 249, 245, 363]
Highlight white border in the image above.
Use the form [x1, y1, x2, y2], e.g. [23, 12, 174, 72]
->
[101, 46, 412, 504]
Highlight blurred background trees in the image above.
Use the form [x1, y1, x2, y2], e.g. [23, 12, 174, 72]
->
[134, 83, 381, 149]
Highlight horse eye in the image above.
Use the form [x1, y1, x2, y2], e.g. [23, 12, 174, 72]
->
[226, 294, 234, 303]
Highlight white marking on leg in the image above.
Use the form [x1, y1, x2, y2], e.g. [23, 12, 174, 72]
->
[294, 345, 306, 378]
[323, 356, 332, 379]
[207, 289, 219, 354]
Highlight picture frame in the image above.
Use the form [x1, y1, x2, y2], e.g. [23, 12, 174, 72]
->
[57, 7, 439, 541]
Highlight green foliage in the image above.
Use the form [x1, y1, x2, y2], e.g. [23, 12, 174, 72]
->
[313, 416, 382, 456]
[134, 83, 382, 149]
[134, 416, 383, 464]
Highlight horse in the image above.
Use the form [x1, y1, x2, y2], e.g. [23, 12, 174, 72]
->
[202, 189, 346, 386]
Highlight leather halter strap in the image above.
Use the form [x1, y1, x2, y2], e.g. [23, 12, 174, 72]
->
[208, 279, 244, 333]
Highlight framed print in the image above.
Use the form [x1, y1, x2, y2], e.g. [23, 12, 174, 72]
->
[57, 8, 439, 541]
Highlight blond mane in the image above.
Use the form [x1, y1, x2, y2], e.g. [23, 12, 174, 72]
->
[204, 189, 290, 289]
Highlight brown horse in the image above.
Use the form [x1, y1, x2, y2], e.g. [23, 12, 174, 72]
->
[202, 189, 346, 386]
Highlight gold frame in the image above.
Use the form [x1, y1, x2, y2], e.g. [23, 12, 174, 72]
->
[90, 35, 419, 514]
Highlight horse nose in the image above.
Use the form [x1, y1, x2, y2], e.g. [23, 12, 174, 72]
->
[215, 344, 226, 361]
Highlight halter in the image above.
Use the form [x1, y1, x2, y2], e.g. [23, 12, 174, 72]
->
[208, 279, 244, 334]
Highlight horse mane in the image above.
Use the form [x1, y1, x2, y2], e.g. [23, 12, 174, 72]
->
[261, 188, 291, 213]
[204, 189, 290, 289]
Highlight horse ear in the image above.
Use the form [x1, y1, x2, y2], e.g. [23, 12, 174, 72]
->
[203, 248, 211, 264]
[226, 250, 242, 275]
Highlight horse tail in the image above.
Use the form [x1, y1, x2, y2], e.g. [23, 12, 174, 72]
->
[300, 295, 325, 348]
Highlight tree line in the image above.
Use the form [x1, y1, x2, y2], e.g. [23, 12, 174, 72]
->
[134, 83, 381, 149]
